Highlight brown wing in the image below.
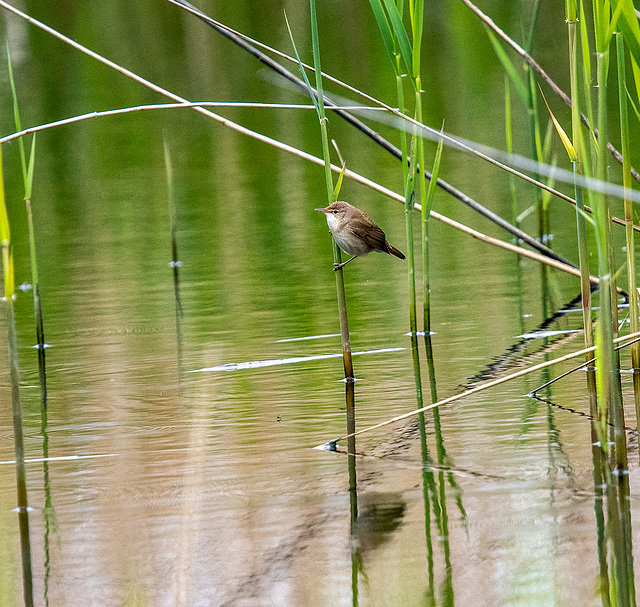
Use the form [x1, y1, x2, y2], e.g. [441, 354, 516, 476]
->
[348, 221, 388, 253]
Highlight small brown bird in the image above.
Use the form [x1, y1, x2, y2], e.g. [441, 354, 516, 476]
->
[315, 201, 406, 270]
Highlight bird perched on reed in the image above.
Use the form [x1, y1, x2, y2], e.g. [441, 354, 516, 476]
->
[315, 201, 405, 270]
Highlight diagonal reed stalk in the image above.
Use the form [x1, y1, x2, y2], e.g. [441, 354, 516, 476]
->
[463, 0, 640, 183]
[5, 1, 640, 251]
[168, 0, 582, 265]
[325, 330, 640, 446]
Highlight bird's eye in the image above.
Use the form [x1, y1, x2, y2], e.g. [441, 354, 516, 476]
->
[332, 210, 338, 214]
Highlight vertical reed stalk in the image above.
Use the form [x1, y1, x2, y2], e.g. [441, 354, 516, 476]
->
[368, 0, 425, 412]
[163, 138, 184, 372]
[505, 78, 519, 227]
[288, 1, 353, 379]
[593, 442, 612, 607]
[613, 30, 638, 607]
[592, 22, 626, 471]
[309, 0, 353, 380]
[7, 47, 47, 413]
[520, 7, 550, 313]
[567, 0, 601, 445]
[0, 144, 34, 607]
[616, 33, 640, 425]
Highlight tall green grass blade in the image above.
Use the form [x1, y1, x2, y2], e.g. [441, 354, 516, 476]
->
[527, 70, 544, 168]
[627, 83, 640, 122]
[26, 134, 35, 201]
[8, 44, 49, 418]
[25, 136, 38, 287]
[524, 0, 542, 53]
[309, 0, 336, 208]
[309, 0, 323, 106]
[422, 130, 443, 341]
[629, 56, 640, 113]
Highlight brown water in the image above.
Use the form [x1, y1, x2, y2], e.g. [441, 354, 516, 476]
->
[0, 1, 639, 606]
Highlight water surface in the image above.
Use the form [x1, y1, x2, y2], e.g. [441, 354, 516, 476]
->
[0, 2, 639, 606]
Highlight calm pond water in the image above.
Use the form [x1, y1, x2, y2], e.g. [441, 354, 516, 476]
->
[0, 1, 639, 606]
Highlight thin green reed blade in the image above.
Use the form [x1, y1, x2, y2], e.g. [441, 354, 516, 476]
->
[409, 0, 423, 79]
[579, 1, 592, 84]
[630, 57, 640, 113]
[26, 134, 35, 200]
[610, 0, 640, 108]
[332, 162, 346, 200]
[424, 129, 444, 217]
[25, 134, 38, 286]
[605, 1, 627, 48]
[6, 42, 27, 187]
[486, 29, 529, 104]
[380, 0, 414, 83]
[284, 12, 321, 117]
[309, 0, 324, 104]
[626, 84, 640, 122]
[610, 0, 640, 59]
[368, 0, 397, 69]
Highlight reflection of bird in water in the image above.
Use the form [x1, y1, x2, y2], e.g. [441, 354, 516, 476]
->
[353, 492, 406, 554]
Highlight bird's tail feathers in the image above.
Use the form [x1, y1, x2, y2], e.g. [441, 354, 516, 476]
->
[387, 243, 406, 260]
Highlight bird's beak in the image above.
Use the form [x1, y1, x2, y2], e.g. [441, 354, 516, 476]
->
[314, 207, 327, 213]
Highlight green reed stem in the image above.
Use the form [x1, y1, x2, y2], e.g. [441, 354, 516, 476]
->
[373, 0, 425, 413]
[7, 46, 47, 414]
[289, 1, 353, 379]
[505, 77, 520, 227]
[594, 37, 627, 472]
[406, 0, 427, 425]
[616, 33, 640, 427]
[0, 143, 34, 607]
[163, 138, 184, 374]
[311, 2, 353, 379]
[567, 0, 601, 450]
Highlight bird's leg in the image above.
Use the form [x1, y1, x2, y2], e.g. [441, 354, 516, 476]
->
[333, 256, 357, 271]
